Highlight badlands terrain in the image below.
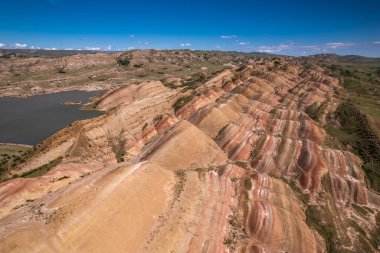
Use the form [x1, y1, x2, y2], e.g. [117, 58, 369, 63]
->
[0, 50, 379, 252]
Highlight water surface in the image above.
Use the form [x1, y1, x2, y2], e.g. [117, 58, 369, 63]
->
[0, 91, 102, 145]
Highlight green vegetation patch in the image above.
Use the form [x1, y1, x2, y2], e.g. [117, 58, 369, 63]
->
[19, 157, 63, 178]
[233, 161, 250, 170]
[305, 102, 319, 120]
[322, 61, 380, 137]
[369, 212, 380, 249]
[181, 72, 208, 90]
[174, 170, 186, 199]
[0, 144, 33, 178]
[251, 135, 267, 159]
[306, 205, 337, 253]
[352, 203, 370, 216]
[172, 95, 194, 112]
[113, 138, 126, 163]
[0, 144, 31, 157]
[244, 178, 252, 190]
[329, 101, 380, 191]
[305, 100, 328, 122]
[116, 58, 131, 66]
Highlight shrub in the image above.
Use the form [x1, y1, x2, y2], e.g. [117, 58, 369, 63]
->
[116, 58, 130, 66]
[244, 178, 252, 190]
[172, 95, 193, 112]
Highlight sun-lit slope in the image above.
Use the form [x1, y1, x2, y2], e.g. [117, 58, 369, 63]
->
[0, 57, 379, 253]
[240, 172, 325, 253]
[96, 80, 170, 111]
[141, 120, 227, 171]
[0, 162, 173, 253]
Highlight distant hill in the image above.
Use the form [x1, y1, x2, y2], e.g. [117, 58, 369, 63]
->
[0, 49, 105, 59]
[306, 53, 380, 65]
[0, 48, 278, 59]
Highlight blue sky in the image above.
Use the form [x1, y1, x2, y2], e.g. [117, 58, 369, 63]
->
[0, 0, 380, 56]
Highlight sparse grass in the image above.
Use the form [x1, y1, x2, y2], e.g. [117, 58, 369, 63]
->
[153, 114, 163, 125]
[194, 167, 215, 173]
[235, 65, 245, 72]
[369, 212, 380, 249]
[18, 157, 63, 178]
[181, 72, 208, 90]
[0, 144, 33, 179]
[306, 205, 337, 253]
[233, 161, 249, 170]
[116, 58, 130, 66]
[284, 177, 310, 204]
[305, 102, 319, 120]
[224, 207, 249, 250]
[0, 144, 31, 157]
[358, 235, 375, 253]
[351, 203, 369, 216]
[349, 219, 366, 236]
[251, 135, 267, 159]
[174, 170, 186, 199]
[115, 139, 126, 163]
[172, 95, 194, 112]
[329, 101, 380, 191]
[244, 178, 252, 190]
[305, 100, 328, 122]
[269, 108, 277, 115]
[321, 61, 380, 137]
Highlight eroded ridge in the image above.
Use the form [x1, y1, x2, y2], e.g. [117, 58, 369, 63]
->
[0, 58, 379, 253]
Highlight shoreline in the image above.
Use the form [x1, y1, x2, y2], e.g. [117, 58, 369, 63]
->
[0, 85, 109, 99]
[0, 143, 33, 148]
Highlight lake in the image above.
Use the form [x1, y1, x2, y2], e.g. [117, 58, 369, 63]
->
[0, 90, 103, 145]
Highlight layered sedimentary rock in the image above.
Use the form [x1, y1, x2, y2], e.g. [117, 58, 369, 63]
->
[0, 58, 379, 252]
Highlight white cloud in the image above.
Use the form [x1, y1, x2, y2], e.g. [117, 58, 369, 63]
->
[259, 49, 275, 53]
[239, 42, 250, 45]
[180, 43, 191, 47]
[257, 44, 290, 53]
[106, 45, 112, 50]
[127, 47, 135, 50]
[373, 41, 380, 44]
[221, 35, 238, 39]
[44, 47, 57, 50]
[84, 47, 101, 51]
[15, 43, 27, 49]
[64, 48, 74, 50]
[215, 45, 222, 49]
[254, 41, 362, 56]
[325, 42, 355, 49]
[0, 43, 5, 48]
